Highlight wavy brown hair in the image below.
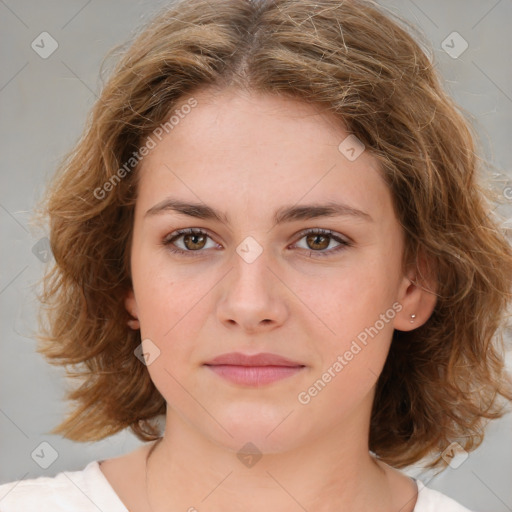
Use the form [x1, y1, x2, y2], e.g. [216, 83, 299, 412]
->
[33, 0, 512, 469]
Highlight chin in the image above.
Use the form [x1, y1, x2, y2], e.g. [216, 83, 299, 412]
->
[203, 406, 308, 455]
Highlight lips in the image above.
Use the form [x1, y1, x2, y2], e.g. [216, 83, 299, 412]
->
[203, 352, 305, 387]
[204, 352, 304, 367]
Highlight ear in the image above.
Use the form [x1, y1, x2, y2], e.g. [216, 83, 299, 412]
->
[125, 288, 140, 330]
[393, 250, 438, 331]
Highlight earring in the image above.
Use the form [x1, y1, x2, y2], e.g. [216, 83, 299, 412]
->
[127, 318, 140, 330]
[410, 314, 416, 323]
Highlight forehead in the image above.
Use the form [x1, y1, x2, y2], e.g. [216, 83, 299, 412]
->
[135, 87, 392, 224]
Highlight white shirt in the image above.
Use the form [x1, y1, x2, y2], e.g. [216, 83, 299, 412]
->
[0, 460, 474, 511]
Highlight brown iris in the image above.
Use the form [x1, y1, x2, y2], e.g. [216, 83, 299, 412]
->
[306, 233, 330, 251]
[183, 233, 208, 250]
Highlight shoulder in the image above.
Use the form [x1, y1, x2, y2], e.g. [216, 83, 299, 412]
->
[0, 460, 127, 512]
[414, 479, 474, 512]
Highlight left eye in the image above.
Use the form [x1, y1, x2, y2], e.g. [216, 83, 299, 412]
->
[162, 228, 351, 257]
[293, 228, 351, 256]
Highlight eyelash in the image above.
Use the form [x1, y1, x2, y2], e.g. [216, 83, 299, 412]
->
[161, 228, 352, 258]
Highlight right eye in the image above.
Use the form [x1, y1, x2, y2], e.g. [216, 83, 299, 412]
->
[162, 228, 220, 256]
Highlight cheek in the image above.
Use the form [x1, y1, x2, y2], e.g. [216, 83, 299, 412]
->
[296, 275, 398, 415]
[301, 259, 398, 335]
[132, 251, 220, 372]
[132, 244, 197, 334]
[301, 260, 399, 381]
[138, 280, 205, 356]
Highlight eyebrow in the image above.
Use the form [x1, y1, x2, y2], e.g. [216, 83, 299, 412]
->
[144, 197, 373, 225]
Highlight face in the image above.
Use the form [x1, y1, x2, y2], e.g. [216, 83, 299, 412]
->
[125, 86, 421, 454]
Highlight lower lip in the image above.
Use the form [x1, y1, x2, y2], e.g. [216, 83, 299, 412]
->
[205, 364, 305, 386]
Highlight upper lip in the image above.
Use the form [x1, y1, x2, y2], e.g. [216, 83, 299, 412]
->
[204, 352, 304, 367]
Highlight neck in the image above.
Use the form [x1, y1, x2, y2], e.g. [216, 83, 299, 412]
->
[144, 407, 401, 512]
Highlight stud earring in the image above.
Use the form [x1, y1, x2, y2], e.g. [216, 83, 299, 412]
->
[127, 318, 140, 330]
[410, 314, 416, 323]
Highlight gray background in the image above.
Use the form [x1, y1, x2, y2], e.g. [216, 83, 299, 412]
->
[1, 1, 511, 510]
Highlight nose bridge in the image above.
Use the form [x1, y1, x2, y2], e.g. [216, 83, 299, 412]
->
[230, 234, 274, 296]
[217, 233, 288, 330]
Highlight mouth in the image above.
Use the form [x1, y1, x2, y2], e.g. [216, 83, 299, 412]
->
[203, 352, 306, 387]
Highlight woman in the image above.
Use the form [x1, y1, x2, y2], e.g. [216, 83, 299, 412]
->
[1, 0, 511, 510]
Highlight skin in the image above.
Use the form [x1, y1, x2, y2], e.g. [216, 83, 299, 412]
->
[100, 86, 437, 512]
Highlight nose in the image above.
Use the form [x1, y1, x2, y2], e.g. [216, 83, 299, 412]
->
[216, 241, 289, 334]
